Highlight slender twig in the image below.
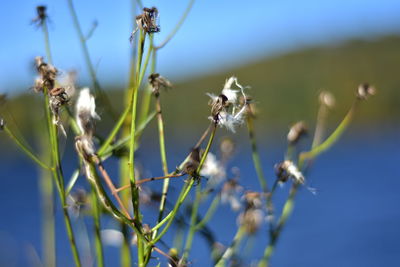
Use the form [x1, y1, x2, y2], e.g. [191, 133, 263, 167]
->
[2, 126, 51, 170]
[154, 0, 195, 50]
[66, 0, 116, 119]
[215, 225, 246, 266]
[90, 186, 104, 267]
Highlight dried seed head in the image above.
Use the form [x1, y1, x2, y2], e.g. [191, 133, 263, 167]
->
[239, 208, 263, 234]
[34, 56, 58, 93]
[287, 121, 307, 145]
[76, 88, 100, 136]
[221, 179, 243, 211]
[130, 7, 160, 40]
[319, 90, 335, 108]
[32, 5, 48, 26]
[49, 87, 69, 136]
[275, 160, 305, 184]
[209, 94, 229, 122]
[148, 73, 172, 96]
[357, 83, 376, 100]
[0, 118, 4, 131]
[183, 147, 200, 176]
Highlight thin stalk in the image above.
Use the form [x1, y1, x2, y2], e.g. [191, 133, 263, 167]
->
[3, 126, 51, 170]
[299, 101, 357, 166]
[66, 0, 116, 118]
[152, 93, 170, 239]
[194, 193, 220, 230]
[40, 18, 81, 266]
[215, 225, 246, 266]
[182, 185, 201, 262]
[38, 137, 55, 267]
[129, 30, 145, 267]
[154, 0, 195, 50]
[246, 114, 268, 192]
[90, 186, 104, 267]
[149, 124, 217, 244]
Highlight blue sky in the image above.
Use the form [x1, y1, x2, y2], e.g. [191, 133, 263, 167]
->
[1, 0, 400, 94]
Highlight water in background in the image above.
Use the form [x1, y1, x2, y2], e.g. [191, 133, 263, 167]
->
[0, 127, 399, 266]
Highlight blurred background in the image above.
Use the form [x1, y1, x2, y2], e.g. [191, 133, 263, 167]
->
[0, 0, 399, 266]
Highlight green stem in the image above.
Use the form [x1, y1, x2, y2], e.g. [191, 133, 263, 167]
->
[66, 0, 116, 118]
[90, 186, 104, 267]
[182, 185, 201, 262]
[299, 101, 357, 166]
[152, 94, 170, 239]
[3, 126, 51, 170]
[149, 124, 217, 246]
[215, 225, 246, 266]
[194, 193, 220, 230]
[246, 115, 268, 192]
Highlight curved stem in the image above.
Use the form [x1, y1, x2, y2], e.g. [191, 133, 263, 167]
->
[154, 0, 195, 50]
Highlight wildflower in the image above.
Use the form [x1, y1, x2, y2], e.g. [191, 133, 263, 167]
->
[357, 83, 376, 100]
[75, 88, 100, 161]
[319, 90, 335, 108]
[238, 191, 264, 234]
[200, 152, 226, 187]
[207, 77, 248, 132]
[221, 179, 243, 211]
[275, 160, 305, 184]
[130, 7, 160, 40]
[148, 73, 172, 96]
[287, 121, 307, 145]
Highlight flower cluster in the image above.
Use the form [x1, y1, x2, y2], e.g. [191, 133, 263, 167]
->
[74, 88, 100, 161]
[34, 57, 69, 135]
[207, 77, 248, 132]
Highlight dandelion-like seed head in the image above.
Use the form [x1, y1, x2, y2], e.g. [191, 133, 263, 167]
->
[275, 160, 305, 184]
[76, 88, 100, 136]
[357, 83, 376, 100]
[207, 77, 249, 132]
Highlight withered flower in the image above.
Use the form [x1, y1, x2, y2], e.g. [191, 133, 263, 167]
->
[287, 121, 307, 145]
[221, 179, 243, 211]
[130, 7, 160, 40]
[183, 147, 201, 176]
[238, 191, 264, 234]
[207, 77, 249, 132]
[319, 90, 335, 108]
[357, 83, 376, 100]
[275, 160, 305, 184]
[34, 56, 58, 93]
[32, 5, 48, 26]
[0, 118, 4, 131]
[75, 88, 100, 161]
[148, 73, 172, 96]
[49, 87, 69, 136]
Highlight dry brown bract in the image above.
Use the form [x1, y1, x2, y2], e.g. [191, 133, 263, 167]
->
[148, 73, 172, 96]
[130, 7, 160, 41]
